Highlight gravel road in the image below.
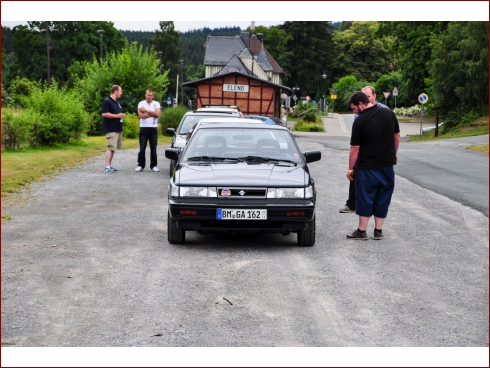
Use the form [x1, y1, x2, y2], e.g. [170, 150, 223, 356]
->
[1, 138, 488, 366]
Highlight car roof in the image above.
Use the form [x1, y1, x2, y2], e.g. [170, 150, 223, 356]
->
[196, 117, 261, 124]
[194, 122, 288, 130]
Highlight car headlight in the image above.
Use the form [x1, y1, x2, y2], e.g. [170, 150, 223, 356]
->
[267, 186, 313, 199]
[170, 184, 217, 198]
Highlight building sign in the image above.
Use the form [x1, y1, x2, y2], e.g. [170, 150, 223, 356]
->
[223, 84, 249, 93]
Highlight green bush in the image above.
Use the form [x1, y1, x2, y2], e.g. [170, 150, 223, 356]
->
[1, 108, 36, 149]
[293, 121, 325, 132]
[159, 105, 188, 135]
[19, 80, 90, 147]
[303, 111, 317, 122]
[122, 113, 140, 139]
[7, 77, 41, 107]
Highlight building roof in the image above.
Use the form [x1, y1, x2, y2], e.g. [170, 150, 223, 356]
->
[214, 55, 258, 78]
[203, 32, 284, 75]
[204, 36, 247, 65]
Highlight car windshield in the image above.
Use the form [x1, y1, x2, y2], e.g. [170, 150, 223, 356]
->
[178, 114, 235, 135]
[183, 128, 302, 163]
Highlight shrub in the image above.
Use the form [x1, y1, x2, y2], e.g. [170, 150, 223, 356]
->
[1, 108, 36, 149]
[159, 105, 188, 135]
[303, 111, 317, 123]
[20, 80, 90, 146]
[293, 121, 325, 132]
[393, 105, 422, 117]
[122, 113, 140, 139]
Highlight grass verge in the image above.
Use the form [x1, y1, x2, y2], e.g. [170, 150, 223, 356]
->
[407, 116, 488, 153]
[1, 135, 172, 213]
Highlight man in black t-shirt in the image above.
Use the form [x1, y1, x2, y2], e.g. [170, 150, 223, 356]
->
[345, 91, 400, 240]
[101, 85, 125, 173]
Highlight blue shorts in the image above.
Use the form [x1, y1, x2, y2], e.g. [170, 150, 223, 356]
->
[355, 167, 395, 218]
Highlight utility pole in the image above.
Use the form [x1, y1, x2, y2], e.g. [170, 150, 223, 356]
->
[180, 59, 184, 105]
[97, 30, 105, 67]
[46, 22, 51, 88]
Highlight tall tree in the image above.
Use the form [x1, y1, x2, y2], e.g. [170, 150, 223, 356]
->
[5, 21, 125, 89]
[149, 21, 182, 99]
[374, 21, 448, 104]
[279, 21, 334, 99]
[429, 21, 488, 124]
[332, 22, 394, 85]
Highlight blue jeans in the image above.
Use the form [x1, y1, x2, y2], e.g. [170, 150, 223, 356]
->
[137, 127, 158, 169]
[355, 166, 395, 218]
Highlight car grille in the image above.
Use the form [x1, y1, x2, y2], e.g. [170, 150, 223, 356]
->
[217, 187, 266, 199]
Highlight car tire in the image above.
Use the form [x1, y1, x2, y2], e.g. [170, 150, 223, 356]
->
[297, 215, 315, 247]
[168, 211, 185, 244]
[169, 159, 176, 177]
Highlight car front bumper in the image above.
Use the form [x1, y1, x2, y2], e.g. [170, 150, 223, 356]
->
[168, 198, 315, 233]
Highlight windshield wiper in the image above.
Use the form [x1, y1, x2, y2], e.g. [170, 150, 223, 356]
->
[239, 156, 297, 166]
[186, 156, 242, 162]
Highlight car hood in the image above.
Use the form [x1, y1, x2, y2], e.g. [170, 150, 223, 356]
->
[175, 162, 308, 186]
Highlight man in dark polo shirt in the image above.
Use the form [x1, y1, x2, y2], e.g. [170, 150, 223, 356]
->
[345, 91, 400, 240]
[101, 85, 125, 173]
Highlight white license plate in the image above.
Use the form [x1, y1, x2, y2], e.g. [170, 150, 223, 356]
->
[216, 209, 267, 220]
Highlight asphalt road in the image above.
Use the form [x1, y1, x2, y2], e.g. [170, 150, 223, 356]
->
[1, 124, 488, 367]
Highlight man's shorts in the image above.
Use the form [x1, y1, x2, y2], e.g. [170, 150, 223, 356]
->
[355, 166, 395, 218]
[106, 132, 122, 150]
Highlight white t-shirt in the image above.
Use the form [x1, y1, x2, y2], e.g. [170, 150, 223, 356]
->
[138, 100, 161, 127]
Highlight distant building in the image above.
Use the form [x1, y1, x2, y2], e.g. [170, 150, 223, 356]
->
[183, 31, 292, 118]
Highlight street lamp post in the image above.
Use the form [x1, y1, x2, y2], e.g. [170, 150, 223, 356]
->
[97, 29, 105, 67]
[321, 71, 328, 115]
[180, 59, 184, 105]
[292, 85, 300, 106]
[158, 51, 163, 75]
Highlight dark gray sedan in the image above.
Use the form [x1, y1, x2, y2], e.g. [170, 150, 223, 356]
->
[165, 123, 321, 246]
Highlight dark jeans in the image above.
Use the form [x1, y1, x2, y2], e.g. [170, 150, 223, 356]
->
[345, 179, 356, 210]
[137, 127, 158, 169]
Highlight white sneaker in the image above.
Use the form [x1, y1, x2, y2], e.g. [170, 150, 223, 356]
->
[151, 167, 159, 172]
[135, 166, 143, 172]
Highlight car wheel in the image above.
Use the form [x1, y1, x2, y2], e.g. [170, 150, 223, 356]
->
[297, 215, 315, 246]
[169, 159, 176, 177]
[167, 211, 185, 244]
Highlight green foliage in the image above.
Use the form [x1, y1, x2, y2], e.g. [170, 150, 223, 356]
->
[332, 75, 369, 111]
[280, 21, 334, 97]
[293, 121, 325, 132]
[303, 111, 317, 123]
[332, 22, 394, 85]
[393, 105, 422, 117]
[5, 21, 126, 89]
[122, 113, 140, 139]
[149, 22, 182, 101]
[159, 105, 188, 134]
[2, 80, 90, 148]
[72, 42, 169, 135]
[374, 71, 407, 108]
[429, 21, 488, 120]
[21, 80, 90, 146]
[7, 77, 41, 107]
[1, 107, 36, 149]
[375, 21, 449, 104]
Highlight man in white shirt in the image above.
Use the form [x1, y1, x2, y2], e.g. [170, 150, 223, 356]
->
[135, 89, 161, 172]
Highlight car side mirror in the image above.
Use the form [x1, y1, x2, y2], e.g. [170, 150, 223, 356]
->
[304, 151, 321, 163]
[166, 128, 175, 136]
[165, 148, 180, 161]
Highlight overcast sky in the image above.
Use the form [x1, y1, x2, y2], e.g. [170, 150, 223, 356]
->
[2, 1, 488, 32]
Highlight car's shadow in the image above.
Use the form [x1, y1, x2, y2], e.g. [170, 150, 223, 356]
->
[168, 230, 307, 251]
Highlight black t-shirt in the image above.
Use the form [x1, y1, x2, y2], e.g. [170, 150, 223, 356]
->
[350, 105, 400, 170]
[101, 97, 123, 133]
